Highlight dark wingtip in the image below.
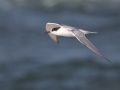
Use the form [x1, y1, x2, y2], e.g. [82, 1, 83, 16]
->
[105, 58, 112, 63]
[108, 60, 112, 63]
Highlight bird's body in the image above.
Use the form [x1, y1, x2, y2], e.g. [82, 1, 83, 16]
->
[46, 22, 111, 62]
[51, 26, 74, 37]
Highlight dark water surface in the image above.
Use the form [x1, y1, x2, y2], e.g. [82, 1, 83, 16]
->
[0, 2, 120, 90]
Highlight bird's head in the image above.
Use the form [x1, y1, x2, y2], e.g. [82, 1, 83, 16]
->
[46, 22, 60, 34]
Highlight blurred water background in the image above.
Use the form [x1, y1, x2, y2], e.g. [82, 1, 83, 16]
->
[0, 0, 120, 90]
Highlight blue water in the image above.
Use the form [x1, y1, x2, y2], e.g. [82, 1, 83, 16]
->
[0, 1, 120, 90]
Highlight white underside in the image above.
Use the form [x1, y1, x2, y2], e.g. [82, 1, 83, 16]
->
[51, 27, 74, 37]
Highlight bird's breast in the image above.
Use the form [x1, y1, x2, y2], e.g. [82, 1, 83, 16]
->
[52, 28, 73, 37]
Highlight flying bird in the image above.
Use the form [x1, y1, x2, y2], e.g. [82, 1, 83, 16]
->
[46, 22, 111, 62]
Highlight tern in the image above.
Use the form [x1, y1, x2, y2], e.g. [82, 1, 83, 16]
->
[46, 22, 111, 62]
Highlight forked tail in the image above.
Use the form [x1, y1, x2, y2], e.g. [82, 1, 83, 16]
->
[80, 29, 97, 34]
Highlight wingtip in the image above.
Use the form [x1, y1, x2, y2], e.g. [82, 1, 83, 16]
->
[105, 58, 112, 62]
[108, 59, 112, 63]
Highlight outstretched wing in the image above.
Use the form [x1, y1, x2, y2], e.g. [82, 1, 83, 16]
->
[46, 22, 60, 43]
[48, 33, 59, 43]
[70, 30, 111, 62]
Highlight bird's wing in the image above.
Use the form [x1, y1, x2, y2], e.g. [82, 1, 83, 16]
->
[48, 33, 59, 43]
[46, 22, 60, 43]
[70, 30, 111, 62]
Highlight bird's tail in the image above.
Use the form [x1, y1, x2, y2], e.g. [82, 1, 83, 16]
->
[80, 30, 97, 34]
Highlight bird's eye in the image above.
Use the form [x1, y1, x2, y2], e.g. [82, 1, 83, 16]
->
[52, 27, 60, 31]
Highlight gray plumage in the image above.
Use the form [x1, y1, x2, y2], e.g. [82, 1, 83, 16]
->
[46, 22, 111, 62]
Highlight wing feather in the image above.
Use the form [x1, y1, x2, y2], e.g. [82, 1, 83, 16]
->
[48, 33, 59, 43]
[46, 23, 60, 43]
[70, 30, 111, 62]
